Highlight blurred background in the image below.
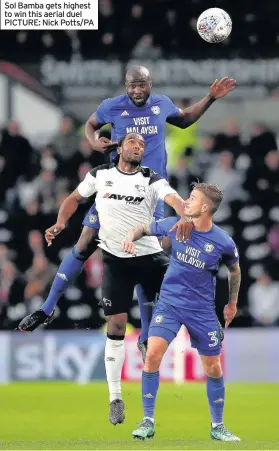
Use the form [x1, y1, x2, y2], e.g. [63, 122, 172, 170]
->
[0, 0, 279, 384]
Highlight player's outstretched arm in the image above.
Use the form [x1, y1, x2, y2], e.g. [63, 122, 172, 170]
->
[85, 114, 118, 153]
[164, 193, 185, 217]
[45, 189, 85, 247]
[121, 223, 153, 255]
[167, 77, 236, 129]
[224, 261, 241, 328]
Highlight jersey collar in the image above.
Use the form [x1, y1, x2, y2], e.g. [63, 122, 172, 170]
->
[116, 165, 141, 176]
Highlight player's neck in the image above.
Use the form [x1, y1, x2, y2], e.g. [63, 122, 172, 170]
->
[192, 216, 213, 232]
[117, 162, 140, 174]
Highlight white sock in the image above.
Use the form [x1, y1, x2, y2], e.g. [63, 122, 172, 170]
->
[212, 422, 223, 428]
[105, 337, 125, 402]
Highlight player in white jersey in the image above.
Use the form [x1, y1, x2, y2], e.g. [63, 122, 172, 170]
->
[44, 133, 186, 425]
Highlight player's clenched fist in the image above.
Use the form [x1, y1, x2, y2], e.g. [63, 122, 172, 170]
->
[121, 239, 136, 256]
[45, 223, 65, 247]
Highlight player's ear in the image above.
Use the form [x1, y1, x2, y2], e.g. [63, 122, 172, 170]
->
[117, 145, 122, 155]
[201, 203, 208, 213]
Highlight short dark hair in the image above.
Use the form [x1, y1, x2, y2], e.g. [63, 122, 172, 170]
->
[191, 182, 223, 214]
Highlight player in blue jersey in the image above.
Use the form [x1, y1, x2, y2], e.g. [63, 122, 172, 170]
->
[121, 183, 241, 442]
[17, 66, 236, 357]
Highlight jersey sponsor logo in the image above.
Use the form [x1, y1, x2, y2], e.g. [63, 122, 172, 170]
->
[126, 117, 158, 135]
[154, 315, 164, 324]
[103, 193, 145, 205]
[151, 106, 160, 115]
[204, 243, 214, 253]
[135, 184, 146, 193]
[121, 110, 129, 116]
[89, 214, 98, 224]
[177, 245, 205, 269]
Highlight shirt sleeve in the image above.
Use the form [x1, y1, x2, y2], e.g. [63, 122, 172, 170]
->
[164, 95, 182, 118]
[94, 99, 113, 124]
[222, 238, 239, 267]
[77, 172, 97, 198]
[150, 217, 178, 237]
[150, 178, 177, 201]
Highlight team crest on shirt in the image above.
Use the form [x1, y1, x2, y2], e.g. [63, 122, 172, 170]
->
[155, 315, 164, 324]
[151, 106, 160, 115]
[204, 243, 214, 253]
[135, 184, 146, 193]
[89, 214, 98, 224]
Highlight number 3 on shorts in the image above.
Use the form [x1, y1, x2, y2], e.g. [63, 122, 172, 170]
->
[208, 331, 218, 347]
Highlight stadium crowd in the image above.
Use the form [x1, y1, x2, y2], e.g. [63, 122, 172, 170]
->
[0, 116, 279, 330]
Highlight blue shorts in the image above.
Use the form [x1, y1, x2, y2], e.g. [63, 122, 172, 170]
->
[149, 301, 222, 356]
[82, 200, 164, 230]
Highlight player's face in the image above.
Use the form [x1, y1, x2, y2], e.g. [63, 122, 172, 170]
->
[126, 78, 152, 106]
[184, 189, 209, 217]
[120, 135, 145, 165]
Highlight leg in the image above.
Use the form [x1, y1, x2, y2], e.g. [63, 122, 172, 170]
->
[101, 251, 135, 425]
[105, 313, 127, 425]
[41, 226, 98, 314]
[137, 202, 166, 346]
[133, 300, 180, 440]
[186, 312, 240, 442]
[17, 226, 99, 332]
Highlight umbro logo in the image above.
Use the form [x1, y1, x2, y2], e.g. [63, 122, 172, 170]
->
[105, 181, 113, 186]
[121, 110, 129, 116]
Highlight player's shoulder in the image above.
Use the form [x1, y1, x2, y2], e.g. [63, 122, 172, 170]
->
[151, 94, 172, 104]
[99, 94, 127, 108]
[212, 224, 235, 247]
[140, 166, 163, 184]
[153, 216, 179, 232]
[90, 162, 115, 177]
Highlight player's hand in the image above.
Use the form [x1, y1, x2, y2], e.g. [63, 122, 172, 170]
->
[90, 137, 118, 153]
[169, 218, 193, 242]
[121, 239, 136, 256]
[45, 223, 65, 247]
[223, 302, 237, 328]
[210, 77, 236, 99]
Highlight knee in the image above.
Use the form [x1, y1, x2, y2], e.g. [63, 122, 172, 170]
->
[203, 361, 222, 378]
[144, 347, 163, 372]
[106, 314, 127, 337]
[75, 227, 98, 256]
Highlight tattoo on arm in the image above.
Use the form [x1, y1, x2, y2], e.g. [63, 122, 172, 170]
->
[228, 262, 241, 304]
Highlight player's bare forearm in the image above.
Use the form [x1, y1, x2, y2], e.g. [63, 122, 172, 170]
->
[85, 115, 102, 150]
[56, 190, 84, 225]
[164, 193, 185, 217]
[167, 95, 215, 129]
[126, 222, 153, 242]
[228, 262, 241, 304]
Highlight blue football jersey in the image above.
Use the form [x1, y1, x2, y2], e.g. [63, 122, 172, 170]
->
[94, 94, 181, 179]
[150, 217, 239, 312]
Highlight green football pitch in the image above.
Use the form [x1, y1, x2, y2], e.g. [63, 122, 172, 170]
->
[1, 382, 278, 450]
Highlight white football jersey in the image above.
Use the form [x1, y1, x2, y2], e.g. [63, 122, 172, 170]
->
[77, 163, 176, 257]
